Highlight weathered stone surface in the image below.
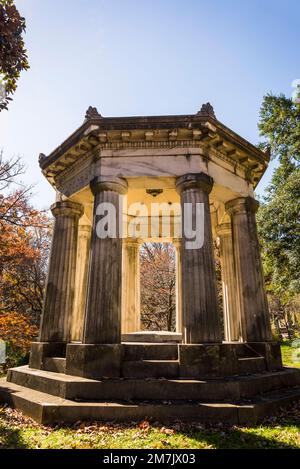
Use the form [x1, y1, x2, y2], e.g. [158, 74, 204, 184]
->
[226, 197, 272, 342]
[247, 342, 283, 371]
[216, 223, 241, 342]
[71, 224, 91, 341]
[66, 344, 122, 379]
[176, 173, 221, 344]
[121, 238, 140, 333]
[7, 365, 300, 402]
[122, 331, 182, 343]
[179, 344, 239, 378]
[29, 342, 66, 370]
[39, 201, 83, 343]
[2, 376, 300, 425]
[83, 177, 128, 344]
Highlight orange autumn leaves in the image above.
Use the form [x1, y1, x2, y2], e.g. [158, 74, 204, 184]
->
[0, 174, 51, 367]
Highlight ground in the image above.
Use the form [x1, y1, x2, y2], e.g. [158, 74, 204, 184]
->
[0, 341, 300, 449]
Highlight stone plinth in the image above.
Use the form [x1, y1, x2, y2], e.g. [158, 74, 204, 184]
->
[66, 344, 122, 380]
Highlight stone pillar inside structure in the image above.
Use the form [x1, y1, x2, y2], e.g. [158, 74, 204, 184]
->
[225, 197, 272, 342]
[71, 224, 91, 342]
[173, 238, 182, 334]
[216, 223, 241, 342]
[39, 200, 83, 343]
[121, 238, 140, 334]
[176, 173, 221, 344]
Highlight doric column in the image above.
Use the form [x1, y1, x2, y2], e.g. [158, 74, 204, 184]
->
[176, 173, 221, 344]
[121, 238, 140, 334]
[71, 224, 91, 342]
[39, 200, 83, 342]
[225, 197, 272, 342]
[83, 176, 128, 344]
[173, 238, 182, 333]
[216, 223, 241, 342]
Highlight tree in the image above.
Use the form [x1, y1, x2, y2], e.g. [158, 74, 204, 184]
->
[0, 153, 50, 366]
[0, 0, 29, 111]
[257, 89, 300, 337]
[140, 243, 176, 331]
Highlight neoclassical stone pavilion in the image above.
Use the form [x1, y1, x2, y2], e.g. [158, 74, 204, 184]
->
[1, 104, 300, 424]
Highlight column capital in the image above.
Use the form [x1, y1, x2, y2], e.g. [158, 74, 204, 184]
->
[123, 237, 142, 247]
[50, 200, 84, 219]
[225, 197, 259, 216]
[78, 224, 92, 235]
[91, 176, 128, 195]
[175, 173, 213, 195]
[216, 223, 232, 237]
[172, 237, 182, 250]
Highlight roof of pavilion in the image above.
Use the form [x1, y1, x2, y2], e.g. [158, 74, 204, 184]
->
[39, 103, 270, 188]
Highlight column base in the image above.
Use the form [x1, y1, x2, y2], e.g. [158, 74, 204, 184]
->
[29, 342, 66, 370]
[178, 342, 283, 379]
[66, 344, 122, 380]
[179, 344, 239, 378]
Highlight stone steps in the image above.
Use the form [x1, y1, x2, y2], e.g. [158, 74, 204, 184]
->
[122, 343, 178, 361]
[122, 360, 179, 379]
[238, 357, 266, 374]
[6, 366, 300, 402]
[2, 377, 300, 425]
[43, 357, 66, 374]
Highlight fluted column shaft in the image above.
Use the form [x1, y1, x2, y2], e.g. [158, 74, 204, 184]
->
[83, 177, 128, 344]
[71, 225, 91, 342]
[121, 239, 140, 333]
[39, 201, 83, 342]
[176, 173, 221, 344]
[173, 238, 182, 333]
[226, 197, 272, 342]
[216, 223, 241, 342]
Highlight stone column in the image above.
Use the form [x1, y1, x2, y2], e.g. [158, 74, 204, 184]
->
[225, 197, 272, 342]
[176, 173, 221, 344]
[39, 200, 83, 343]
[121, 238, 140, 333]
[216, 223, 241, 342]
[71, 224, 91, 342]
[173, 238, 182, 334]
[83, 176, 128, 344]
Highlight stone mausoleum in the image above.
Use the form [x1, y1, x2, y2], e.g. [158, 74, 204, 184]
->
[1, 104, 300, 424]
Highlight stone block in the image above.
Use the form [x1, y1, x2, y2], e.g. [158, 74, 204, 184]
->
[29, 342, 66, 370]
[179, 344, 239, 378]
[66, 344, 122, 379]
[247, 342, 283, 371]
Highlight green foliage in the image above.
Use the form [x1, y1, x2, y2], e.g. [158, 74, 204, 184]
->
[0, 0, 29, 110]
[257, 91, 300, 303]
[259, 90, 300, 167]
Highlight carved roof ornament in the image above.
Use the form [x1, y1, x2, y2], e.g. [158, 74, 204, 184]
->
[38, 153, 47, 165]
[197, 102, 216, 119]
[85, 106, 102, 121]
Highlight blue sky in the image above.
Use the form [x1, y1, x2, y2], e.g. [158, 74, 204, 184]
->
[1, 0, 299, 208]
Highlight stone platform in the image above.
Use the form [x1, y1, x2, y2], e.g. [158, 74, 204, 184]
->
[1, 341, 300, 425]
[1, 367, 300, 425]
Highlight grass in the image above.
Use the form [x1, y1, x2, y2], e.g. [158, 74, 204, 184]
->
[0, 405, 300, 449]
[281, 339, 300, 368]
[0, 341, 300, 449]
